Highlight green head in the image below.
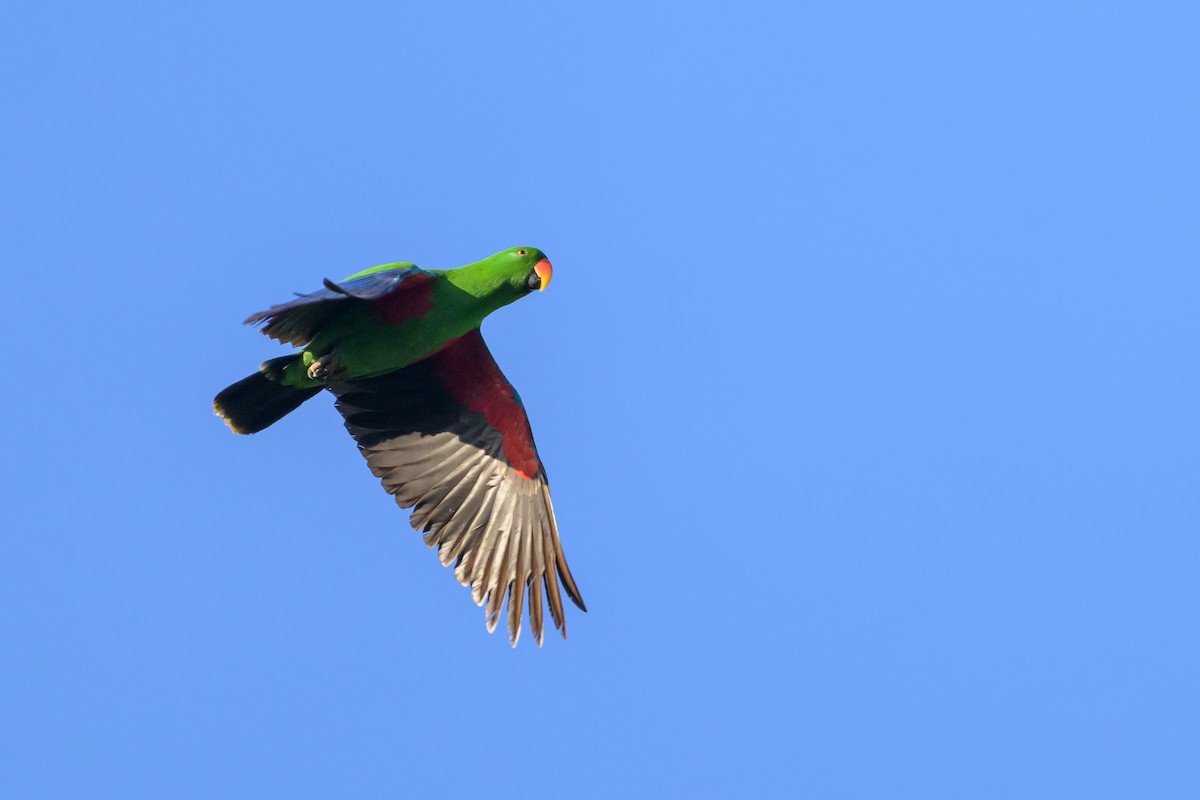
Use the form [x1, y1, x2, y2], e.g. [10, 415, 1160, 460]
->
[449, 246, 554, 301]
[489, 246, 553, 294]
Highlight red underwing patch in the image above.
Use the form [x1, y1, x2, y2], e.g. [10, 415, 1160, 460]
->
[433, 331, 541, 479]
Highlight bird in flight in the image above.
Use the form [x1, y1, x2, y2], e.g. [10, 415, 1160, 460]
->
[214, 247, 585, 646]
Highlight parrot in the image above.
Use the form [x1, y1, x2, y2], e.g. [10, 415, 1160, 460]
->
[213, 246, 585, 646]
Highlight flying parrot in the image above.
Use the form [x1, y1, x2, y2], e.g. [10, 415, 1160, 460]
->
[213, 246, 585, 646]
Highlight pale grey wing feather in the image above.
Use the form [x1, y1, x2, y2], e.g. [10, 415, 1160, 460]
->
[329, 357, 586, 646]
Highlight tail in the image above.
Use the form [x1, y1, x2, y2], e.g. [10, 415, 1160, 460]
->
[214, 355, 322, 434]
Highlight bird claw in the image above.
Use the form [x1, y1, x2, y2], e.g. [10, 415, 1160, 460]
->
[306, 353, 344, 382]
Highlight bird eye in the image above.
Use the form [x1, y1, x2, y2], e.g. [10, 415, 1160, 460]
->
[517, 248, 527, 256]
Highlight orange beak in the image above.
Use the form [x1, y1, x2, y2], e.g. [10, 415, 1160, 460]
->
[534, 258, 553, 292]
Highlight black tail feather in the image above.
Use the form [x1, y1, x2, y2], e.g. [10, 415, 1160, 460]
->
[214, 356, 321, 434]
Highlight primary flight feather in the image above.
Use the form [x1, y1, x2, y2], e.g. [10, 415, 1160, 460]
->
[214, 246, 585, 646]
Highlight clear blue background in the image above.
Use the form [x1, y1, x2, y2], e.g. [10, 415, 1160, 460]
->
[2, 2, 1197, 797]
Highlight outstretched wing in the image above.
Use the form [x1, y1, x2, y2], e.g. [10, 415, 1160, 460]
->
[244, 264, 429, 346]
[329, 330, 586, 646]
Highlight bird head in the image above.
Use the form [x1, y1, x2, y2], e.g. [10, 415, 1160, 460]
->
[448, 247, 555, 313]
[498, 246, 552, 294]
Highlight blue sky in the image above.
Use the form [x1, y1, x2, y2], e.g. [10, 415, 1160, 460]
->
[2, 2, 1197, 797]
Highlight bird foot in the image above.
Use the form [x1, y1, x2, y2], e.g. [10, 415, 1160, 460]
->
[306, 353, 344, 382]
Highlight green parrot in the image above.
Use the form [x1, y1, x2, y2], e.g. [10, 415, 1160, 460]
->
[214, 246, 585, 646]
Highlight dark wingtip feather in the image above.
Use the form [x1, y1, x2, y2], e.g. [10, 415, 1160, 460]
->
[322, 277, 351, 295]
[541, 483, 587, 613]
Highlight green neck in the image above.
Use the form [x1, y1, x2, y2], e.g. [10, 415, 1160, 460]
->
[442, 261, 524, 321]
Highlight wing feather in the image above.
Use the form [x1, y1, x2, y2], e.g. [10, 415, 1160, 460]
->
[418, 451, 491, 548]
[508, 517, 531, 646]
[481, 494, 517, 621]
[529, 578, 545, 646]
[541, 512, 567, 636]
[244, 265, 427, 346]
[329, 330, 585, 645]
